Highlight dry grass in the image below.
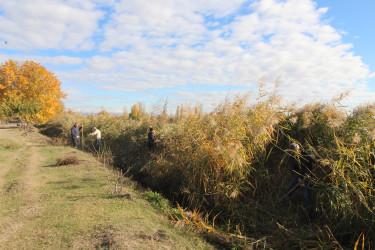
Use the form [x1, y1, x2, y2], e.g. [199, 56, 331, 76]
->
[43, 87, 375, 248]
[56, 156, 79, 166]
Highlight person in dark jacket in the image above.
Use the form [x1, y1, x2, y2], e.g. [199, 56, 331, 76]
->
[148, 127, 155, 151]
[285, 143, 314, 208]
[71, 122, 83, 148]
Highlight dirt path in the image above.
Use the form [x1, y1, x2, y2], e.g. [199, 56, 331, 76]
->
[20, 143, 44, 216]
[0, 126, 45, 244]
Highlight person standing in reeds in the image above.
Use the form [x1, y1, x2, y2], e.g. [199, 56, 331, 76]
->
[148, 127, 155, 152]
[71, 122, 83, 149]
[89, 127, 101, 150]
[285, 143, 314, 209]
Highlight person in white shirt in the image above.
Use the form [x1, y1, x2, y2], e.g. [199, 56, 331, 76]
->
[89, 127, 101, 150]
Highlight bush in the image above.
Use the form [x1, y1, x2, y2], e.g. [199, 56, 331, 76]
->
[144, 191, 169, 211]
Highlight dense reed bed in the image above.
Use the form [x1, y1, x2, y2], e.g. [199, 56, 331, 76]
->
[40, 90, 374, 248]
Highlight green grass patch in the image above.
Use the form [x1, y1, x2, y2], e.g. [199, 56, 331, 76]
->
[144, 190, 169, 211]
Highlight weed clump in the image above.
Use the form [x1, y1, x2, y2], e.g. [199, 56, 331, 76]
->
[56, 156, 79, 166]
[144, 190, 169, 211]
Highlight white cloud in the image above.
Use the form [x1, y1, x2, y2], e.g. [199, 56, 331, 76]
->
[0, 54, 83, 66]
[0, 0, 374, 112]
[62, 87, 85, 95]
[0, 0, 104, 50]
[166, 89, 247, 110]
[92, 0, 370, 90]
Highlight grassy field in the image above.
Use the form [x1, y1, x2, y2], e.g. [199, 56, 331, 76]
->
[0, 125, 212, 249]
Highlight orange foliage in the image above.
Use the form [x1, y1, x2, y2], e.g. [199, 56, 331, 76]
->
[129, 104, 138, 119]
[0, 59, 66, 123]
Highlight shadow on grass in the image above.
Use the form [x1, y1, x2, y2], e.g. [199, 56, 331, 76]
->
[46, 181, 82, 190]
[47, 180, 70, 185]
[65, 185, 81, 190]
[29, 145, 48, 148]
[43, 164, 58, 167]
[42, 164, 59, 167]
[99, 194, 132, 199]
[65, 194, 96, 201]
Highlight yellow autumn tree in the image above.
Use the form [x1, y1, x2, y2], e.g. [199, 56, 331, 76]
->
[0, 59, 66, 123]
[129, 104, 139, 119]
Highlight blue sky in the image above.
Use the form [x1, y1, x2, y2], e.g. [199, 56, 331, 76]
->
[315, 0, 375, 91]
[0, 0, 374, 113]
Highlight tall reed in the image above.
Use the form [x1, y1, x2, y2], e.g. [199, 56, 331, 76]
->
[41, 93, 374, 248]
